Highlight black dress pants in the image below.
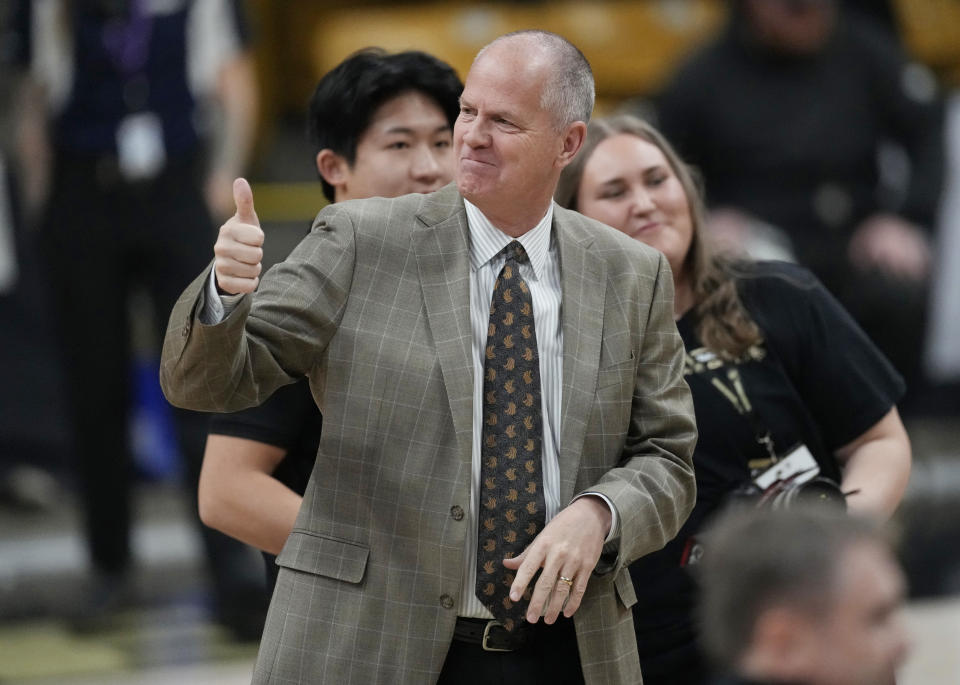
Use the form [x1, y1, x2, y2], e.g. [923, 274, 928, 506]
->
[438, 616, 585, 685]
[38, 150, 264, 608]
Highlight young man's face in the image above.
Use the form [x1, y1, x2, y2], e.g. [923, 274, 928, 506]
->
[335, 91, 454, 201]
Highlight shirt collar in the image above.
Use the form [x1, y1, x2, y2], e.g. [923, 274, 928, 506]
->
[464, 199, 554, 281]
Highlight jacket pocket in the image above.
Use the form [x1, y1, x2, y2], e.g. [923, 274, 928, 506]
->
[614, 567, 637, 609]
[276, 530, 369, 584]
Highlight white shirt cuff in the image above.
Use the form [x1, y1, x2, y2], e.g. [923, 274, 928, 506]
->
[572, 492, 620, 544]
[202, 270, 244, 324]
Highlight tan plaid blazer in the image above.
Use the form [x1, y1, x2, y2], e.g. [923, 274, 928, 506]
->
[160, 184, 697, 684]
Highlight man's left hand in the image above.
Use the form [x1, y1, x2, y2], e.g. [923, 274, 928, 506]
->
[503, 495, 611, 624]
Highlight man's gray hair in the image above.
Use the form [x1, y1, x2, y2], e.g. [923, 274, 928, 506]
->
[697, 507, 885, 672]
[476, 30, 595, 128]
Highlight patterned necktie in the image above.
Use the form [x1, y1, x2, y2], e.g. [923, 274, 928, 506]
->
[475, 241, 546, 631]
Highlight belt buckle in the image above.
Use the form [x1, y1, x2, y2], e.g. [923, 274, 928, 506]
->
[481, 620, 513, 652]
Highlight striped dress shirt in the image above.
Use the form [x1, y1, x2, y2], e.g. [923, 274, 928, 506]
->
[204, 197, 617, 621]
[459, 199, 617, 619]
[459, 200, 563, 618]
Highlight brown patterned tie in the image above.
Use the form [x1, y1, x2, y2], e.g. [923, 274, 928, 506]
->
[475, 241, 546, 631]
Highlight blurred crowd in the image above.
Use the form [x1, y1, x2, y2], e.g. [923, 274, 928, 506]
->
[0, 0, 958, 681]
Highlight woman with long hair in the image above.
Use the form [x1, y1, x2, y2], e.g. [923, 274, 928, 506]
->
[556, 115, 911, 684]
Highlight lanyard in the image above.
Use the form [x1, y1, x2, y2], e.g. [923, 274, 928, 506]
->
[692, 355, 780, 465]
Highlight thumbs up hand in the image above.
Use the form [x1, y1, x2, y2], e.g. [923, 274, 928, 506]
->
[214, 178, 264, 295]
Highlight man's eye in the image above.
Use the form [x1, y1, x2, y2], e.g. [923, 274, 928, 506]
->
[435, 140, 451, 148]
[388, 142, 410, 150]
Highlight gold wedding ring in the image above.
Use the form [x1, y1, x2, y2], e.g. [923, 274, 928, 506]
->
[558, 575, 574, 587]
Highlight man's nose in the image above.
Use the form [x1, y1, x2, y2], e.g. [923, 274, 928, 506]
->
[461, 118, 489, 148]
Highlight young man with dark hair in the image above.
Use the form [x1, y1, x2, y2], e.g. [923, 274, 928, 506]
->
[198, 48, 462, 592]
[307, 48, 462, 203]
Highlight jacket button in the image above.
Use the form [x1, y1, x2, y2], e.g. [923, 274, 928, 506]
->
[181, 326, 190, 337]
[450, 505, 464, 521]
[440, 594, 454, 609]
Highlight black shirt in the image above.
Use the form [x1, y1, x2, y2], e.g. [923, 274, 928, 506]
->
[711, 676, 795, 685]
[8, 0, 250, 155]
[208, 379, 321, 589]
[631, 261, 904, 680]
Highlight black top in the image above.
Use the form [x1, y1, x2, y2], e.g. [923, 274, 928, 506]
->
[208, 379, 321, 588]
[710, 675, 796, 685]
[7, 0, 250, 155]
[630, 262, 904, 676]
[656, 12, 944, 280]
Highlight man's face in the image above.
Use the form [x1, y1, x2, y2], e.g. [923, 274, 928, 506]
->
[337, 91, 454, 201]
[454, 41, 567, 223]
[804, 541, 909, 685]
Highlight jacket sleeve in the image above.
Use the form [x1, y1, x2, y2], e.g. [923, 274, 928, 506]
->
[160, 204, 357, 412]
[585, 252, 698, 569]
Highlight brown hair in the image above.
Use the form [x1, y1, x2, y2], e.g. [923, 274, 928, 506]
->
[556, 114, 762, 360]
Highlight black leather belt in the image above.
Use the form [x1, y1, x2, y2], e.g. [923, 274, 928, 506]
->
[453, 617, 531, 652]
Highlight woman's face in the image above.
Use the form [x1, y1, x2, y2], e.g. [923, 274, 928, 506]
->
[576, 133, 694, 279]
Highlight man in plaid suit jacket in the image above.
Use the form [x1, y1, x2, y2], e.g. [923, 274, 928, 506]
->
[161, 31, 696, 684]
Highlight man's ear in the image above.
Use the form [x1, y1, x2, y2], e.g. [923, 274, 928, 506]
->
[557, 121, 587, 169]
[317, 149, 349, 190]
[748, 606, 819, 679]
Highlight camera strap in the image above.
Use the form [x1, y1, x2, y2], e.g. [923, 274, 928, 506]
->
[698, 358, 837, 496]
[701, 363, 779, 468]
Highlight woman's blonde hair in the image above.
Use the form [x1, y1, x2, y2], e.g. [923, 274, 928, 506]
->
[556, 114, 762, 360]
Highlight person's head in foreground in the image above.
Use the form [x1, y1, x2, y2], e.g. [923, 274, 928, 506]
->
[698, 507, 908, 685]
[308, 48, 462, 203]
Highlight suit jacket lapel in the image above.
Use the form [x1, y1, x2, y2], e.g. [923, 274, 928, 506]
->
[414, 186, 475, 465]
[555, 210, 606, 503]
[413, 194, 607, 499]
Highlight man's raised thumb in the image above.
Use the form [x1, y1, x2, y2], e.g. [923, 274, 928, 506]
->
[233, 177, 259, 226]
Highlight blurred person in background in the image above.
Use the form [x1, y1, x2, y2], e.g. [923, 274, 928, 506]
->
[0, 1, 67, 511]
[198, 47, 463, 594]
[698, 507, 909, 685]
[556, 114, 911, 684]
[841, 0, 898, 38]
[10, 0, 266, 638]
[654, 0, 945, 413]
